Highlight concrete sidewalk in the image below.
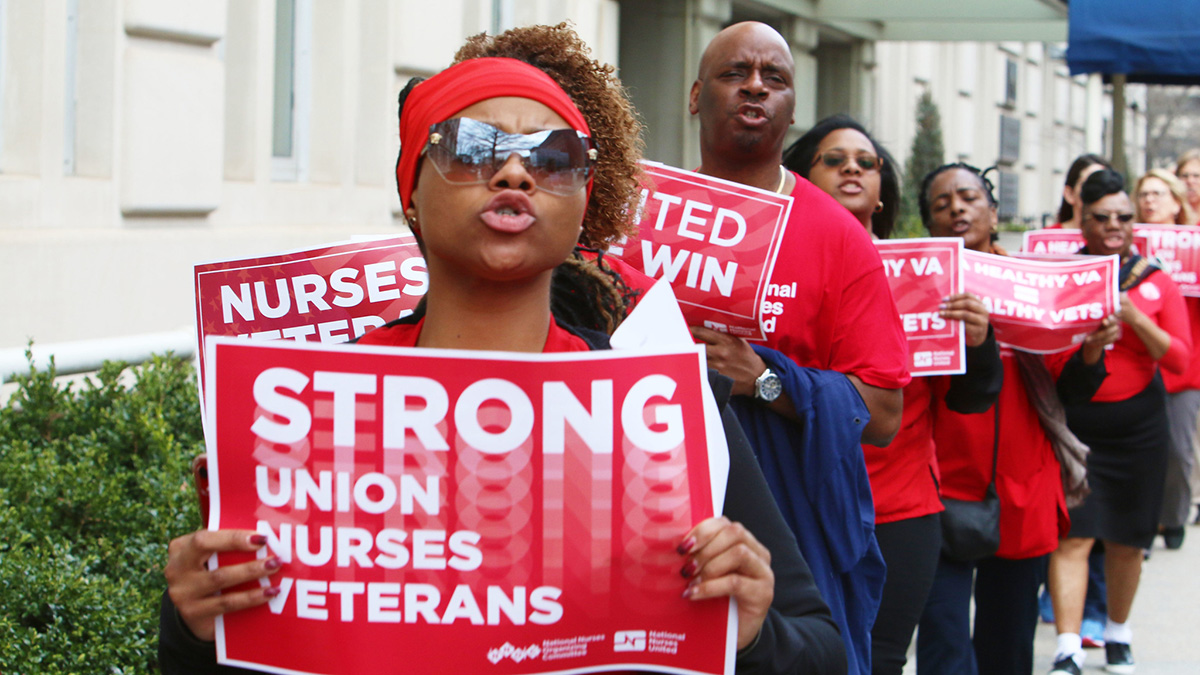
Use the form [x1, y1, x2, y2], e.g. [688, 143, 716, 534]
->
[900, 519, 1200, 674]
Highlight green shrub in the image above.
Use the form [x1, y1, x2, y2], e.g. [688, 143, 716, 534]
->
[0, 351, 203, 673]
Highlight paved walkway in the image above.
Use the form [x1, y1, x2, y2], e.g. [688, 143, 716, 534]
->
[901, 519, 1200, 674]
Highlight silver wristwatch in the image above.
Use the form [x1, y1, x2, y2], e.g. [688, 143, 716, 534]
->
[754, 367, 782, 402]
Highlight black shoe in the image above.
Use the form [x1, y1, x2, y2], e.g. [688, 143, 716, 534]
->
[1163, 525, 1185, 549]
[1049, 655, 1082, 675]
[1105, 642, 1135, 673]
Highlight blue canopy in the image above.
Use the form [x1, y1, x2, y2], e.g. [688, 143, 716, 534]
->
[1068, 0, 1200, 83]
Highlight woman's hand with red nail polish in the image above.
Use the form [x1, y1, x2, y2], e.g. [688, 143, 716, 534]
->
[163, 529, 282, 641]
[678, 516, 774, 650]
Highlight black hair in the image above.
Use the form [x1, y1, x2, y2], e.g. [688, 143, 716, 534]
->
[396, 75, 426, 242]
[1057, 154, 1113, 223]
[782, 114, 900, 239]
[1079, 168, 1126, 207]
[918, 162, 997, 228]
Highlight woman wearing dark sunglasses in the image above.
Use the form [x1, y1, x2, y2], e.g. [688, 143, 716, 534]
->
[158, 24, 843, 675]
[787, 121, 1002, 675]
[1045, 169, 1192, 675]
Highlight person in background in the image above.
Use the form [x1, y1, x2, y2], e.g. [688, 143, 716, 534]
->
[1174, 149, 1200, 224]
[913, 164, 1116, 675]
[1047, 168, 1192, 675]
[1134, 169, 1194, 226]
[157, 24, 847, 675]
[1050, 154, 1113, 229]
[1159, 155, 1200, 550]
[784, 117, 1001, 675]
[687, 22, 910, 675]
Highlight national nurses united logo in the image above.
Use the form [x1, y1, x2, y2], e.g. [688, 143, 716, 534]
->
[613, 630, 647, 652]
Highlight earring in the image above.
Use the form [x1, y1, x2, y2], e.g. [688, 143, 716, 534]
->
[405, 209, 419, 233]
[874, 201, 884, 213]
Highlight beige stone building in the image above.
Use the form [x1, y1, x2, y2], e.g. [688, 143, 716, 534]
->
[0, 0, 1143, 363]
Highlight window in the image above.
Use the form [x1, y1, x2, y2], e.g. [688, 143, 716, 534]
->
[63, 0, 78, 174]
[272, 0, 311, 181]
[1003, 58, 1018, 109]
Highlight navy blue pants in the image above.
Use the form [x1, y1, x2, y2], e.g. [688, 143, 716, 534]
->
[917, 554, 1045, 675]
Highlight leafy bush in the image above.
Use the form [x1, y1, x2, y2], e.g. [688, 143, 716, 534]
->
[0, 351, 203, 673]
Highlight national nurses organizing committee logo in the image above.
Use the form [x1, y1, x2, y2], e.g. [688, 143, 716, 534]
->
[613, 630, 647, 652]
[486, 642, 541, 664]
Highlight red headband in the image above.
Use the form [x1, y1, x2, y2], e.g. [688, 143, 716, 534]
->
[396, 57, 592, 212]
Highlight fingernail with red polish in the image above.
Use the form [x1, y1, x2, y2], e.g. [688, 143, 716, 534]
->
[676, 537, 696, 555]
[250, 534, 267, 546]
[680, 559, 698, 578]
[264, 556, 282, 570]
[264, 586, 281, 598]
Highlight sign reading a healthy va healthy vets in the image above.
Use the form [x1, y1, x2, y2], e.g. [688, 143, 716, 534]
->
[193, 236, 427, 392]
[875, 238, 965, 376]
[205, 338, 735, 675]
[1022, 229, 1085, 256]
[609, 161, 792, 341]
[962, 250, 1119, 353]
[1132, 224, 1200, 297]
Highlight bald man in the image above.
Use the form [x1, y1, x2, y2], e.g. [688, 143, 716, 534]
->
[687, 22, 911, 675]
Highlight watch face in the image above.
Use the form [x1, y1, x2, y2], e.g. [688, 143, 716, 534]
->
[757, 372, 783, 401]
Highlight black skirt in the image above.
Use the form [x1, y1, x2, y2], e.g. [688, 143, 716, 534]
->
[1063, 374, 1169, 548]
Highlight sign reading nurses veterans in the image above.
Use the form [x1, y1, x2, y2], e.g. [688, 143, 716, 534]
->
[962, 250, 1119, 353]
[193, 237, 427, 393]
[1132, 224, 1200, 297]
[875, 238, 965, 376]
[610, 161, 792, 341]
[205, 338, 735, 675]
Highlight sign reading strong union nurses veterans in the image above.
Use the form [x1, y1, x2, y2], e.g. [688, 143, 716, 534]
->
[962, 249, 1120, 353]
[205, 338, 735, 675]
[1130, 224, 1200, 297]
[875, 238, 965, 376]
[610, 161, 792, 341]
[193, 236, 427, 396]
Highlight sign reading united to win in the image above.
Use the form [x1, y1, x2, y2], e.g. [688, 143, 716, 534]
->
[205, 338, 735, 675]
[611, 161, 792, 341]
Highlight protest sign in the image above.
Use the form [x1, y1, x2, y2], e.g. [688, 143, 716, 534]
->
[1022, 229, 1085, 256]
[609, 161, 792, 340]
[1132, 224, 1200, 297]
[205, 337, 735, 675]
[875, 238, 964, 376]
[194, 236, 427, 393]
[962, 249, 1119, 353]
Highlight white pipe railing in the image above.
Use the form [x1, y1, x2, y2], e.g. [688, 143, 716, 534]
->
[0, 328, 197, 384]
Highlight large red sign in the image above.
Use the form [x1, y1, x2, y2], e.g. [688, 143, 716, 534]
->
[1132, 224, 1200, 297]
[875, 238, 963, 376]
[610, 162, 792, 341]
[205, 338, 734, 675]
[194, 237, 427, 394]
[962, 250, 1119, 353]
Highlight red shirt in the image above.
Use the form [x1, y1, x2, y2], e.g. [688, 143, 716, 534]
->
[762, 174, 911, 389]
[931, 347, 1068, 559]
[864, 377, 943, 523]
[357, 317, 591, 353]
[1162, 296, 1200, 393]
[1047, 268, 1191, 401]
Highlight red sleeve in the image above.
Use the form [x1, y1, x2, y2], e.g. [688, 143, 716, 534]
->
[1154, 272, 1193, 375]
[829, 227, 912, 390]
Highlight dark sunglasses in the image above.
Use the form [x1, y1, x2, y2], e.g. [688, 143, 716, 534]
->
[812, 151, 882, 172]
[423, 117, 597, 196]
[1089, 211, 1135, 224]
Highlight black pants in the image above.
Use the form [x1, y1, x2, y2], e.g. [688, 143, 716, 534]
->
[872, 512, 942, 675]
[917, 554, 1045, 675]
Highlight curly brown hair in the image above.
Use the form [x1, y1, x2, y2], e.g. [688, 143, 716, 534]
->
[452, 23, 645, 249]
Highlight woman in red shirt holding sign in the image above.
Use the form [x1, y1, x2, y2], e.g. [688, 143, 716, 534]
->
[1046, 168, 1193, 675]
[158, 24, 843, 675]
[912, 164, 1117, 675]
[785, 118, 1001, 675]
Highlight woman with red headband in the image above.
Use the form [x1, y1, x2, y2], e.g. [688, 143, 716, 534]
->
[158, 25, 844, 674]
